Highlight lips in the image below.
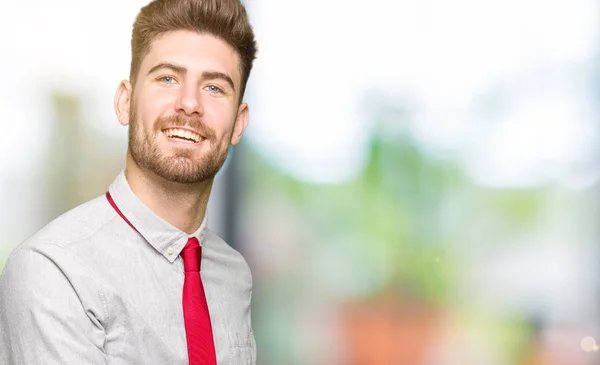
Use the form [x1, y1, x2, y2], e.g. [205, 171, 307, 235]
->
[162, 128, 203, 143]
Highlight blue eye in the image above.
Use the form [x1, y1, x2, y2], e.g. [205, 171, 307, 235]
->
[159, 76, 177, 84]
[206, 85, 223, 94]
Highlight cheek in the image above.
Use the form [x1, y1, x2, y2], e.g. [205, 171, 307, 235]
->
[138, 89, 176, 123]
[204, 99, 237, 137]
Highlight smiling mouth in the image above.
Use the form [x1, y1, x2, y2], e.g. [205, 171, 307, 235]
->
[162, 128, 203, 143]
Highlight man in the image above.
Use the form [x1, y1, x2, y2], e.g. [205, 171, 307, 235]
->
[0, 0, 258, 364]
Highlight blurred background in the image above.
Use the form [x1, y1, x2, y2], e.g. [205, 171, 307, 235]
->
[2, 0, 600, 364]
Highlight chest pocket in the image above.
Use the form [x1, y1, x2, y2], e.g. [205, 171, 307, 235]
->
[230, 331, 255, 365]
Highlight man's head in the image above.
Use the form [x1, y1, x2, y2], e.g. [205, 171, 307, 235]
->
[114, 0, 257, 184]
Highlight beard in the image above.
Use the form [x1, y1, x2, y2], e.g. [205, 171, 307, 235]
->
[128, 107, 232, 184]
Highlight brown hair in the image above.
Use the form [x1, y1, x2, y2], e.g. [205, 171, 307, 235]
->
[130, 0, 257, 99]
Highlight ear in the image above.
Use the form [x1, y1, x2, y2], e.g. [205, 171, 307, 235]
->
[114, 80, 133, 126]
[230, 102, 249, 145]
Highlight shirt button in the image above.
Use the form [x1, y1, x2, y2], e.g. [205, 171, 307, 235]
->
[167, 247, 174, 255]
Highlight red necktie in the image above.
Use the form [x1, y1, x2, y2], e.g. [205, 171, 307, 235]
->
[181, 237, 217, 365]
[105, 192, 216, 364]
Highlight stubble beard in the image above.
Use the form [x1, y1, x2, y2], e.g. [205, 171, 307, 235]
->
[128, 108, 231, 184]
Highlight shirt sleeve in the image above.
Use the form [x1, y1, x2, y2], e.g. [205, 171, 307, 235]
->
[0, 244, 107, 364]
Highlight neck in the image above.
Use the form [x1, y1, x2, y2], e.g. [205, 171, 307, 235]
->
[124, 153, 213, 234]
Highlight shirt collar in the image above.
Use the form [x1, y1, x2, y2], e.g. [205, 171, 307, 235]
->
[107, 170, 208, 263]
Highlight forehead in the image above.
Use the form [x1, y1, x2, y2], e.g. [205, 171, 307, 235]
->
[141, 30, 241, 85]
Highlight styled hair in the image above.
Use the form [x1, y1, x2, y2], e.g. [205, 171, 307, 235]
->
[130, 0, 257, 99]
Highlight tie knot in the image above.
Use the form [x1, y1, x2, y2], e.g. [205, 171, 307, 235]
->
[181, 237, 201, 272]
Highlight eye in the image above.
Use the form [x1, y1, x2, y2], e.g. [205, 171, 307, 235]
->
[158, 75, 177, 85]
[205, 85, 223, 94]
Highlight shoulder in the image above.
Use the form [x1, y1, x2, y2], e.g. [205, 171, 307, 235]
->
[0, 194, 116, 306]
[204, 230, 248, 260]
[204, 230, 253, 277]
[4, 194, 116, 266]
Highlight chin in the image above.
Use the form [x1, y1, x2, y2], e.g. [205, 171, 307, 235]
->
[154, 160, 222, 184]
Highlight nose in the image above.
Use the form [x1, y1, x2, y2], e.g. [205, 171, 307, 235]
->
[174, 83, 203, 116]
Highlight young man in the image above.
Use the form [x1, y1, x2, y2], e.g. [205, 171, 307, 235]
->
[0, 0, 258, 364]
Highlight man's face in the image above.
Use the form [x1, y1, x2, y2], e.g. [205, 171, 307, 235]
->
[117, 30, 248, 184]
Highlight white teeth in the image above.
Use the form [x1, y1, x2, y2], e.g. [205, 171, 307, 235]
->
[163, 128, 201, 143]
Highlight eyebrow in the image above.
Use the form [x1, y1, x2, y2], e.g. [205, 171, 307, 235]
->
[202, 71, 235, 92]
[147, 62, 187, 77]
[147, 62, 236, 91]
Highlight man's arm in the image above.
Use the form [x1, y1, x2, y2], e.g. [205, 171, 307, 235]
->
[0, 245, 106, 364]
